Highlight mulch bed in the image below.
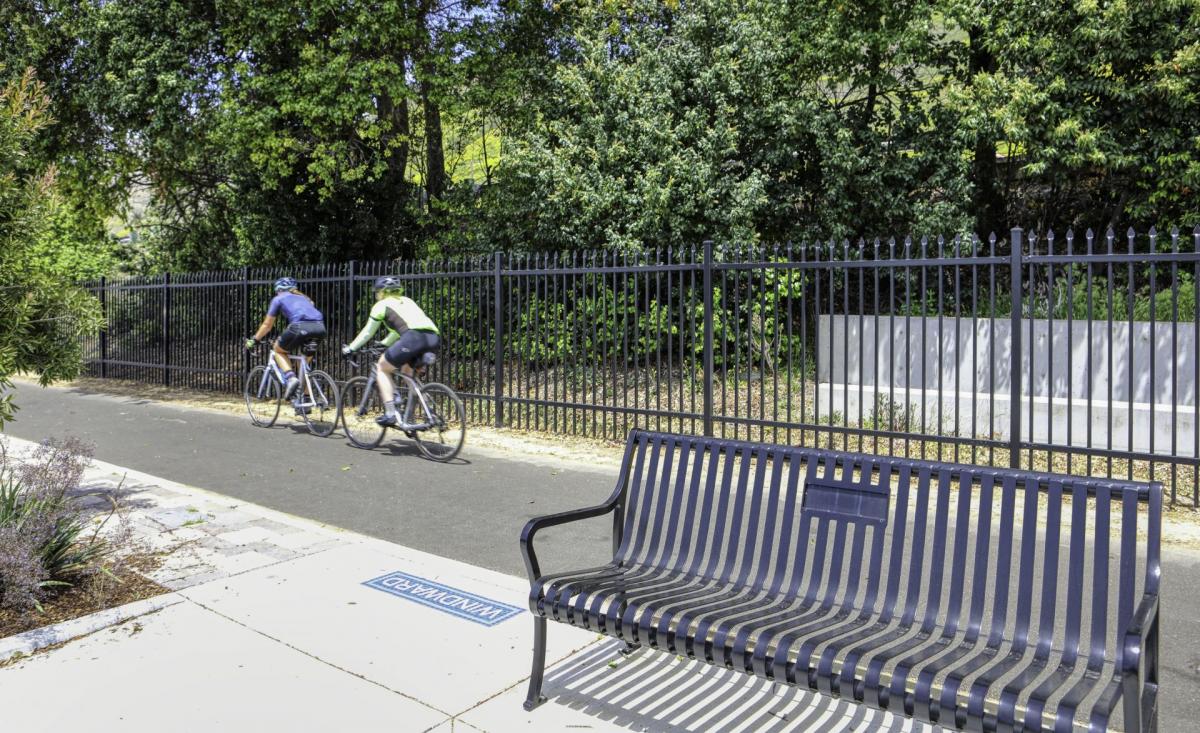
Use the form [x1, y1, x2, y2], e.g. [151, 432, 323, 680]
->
[0, 557, 169, 640]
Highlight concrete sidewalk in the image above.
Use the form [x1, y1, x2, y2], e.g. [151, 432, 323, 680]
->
[0, 439, 912, 732]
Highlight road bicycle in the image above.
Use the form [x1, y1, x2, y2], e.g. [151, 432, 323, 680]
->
[340, 345, 465, 461]
[244, 341, 341, 437]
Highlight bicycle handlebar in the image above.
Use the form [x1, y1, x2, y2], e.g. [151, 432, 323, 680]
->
[342, 344, 386, 369]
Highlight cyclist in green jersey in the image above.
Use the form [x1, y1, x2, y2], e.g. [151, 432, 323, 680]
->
[341, 276, 440, 427]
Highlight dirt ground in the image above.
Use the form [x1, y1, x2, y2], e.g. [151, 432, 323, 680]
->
[0, 555, 168, 642]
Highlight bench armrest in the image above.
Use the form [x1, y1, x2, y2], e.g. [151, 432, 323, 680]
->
[1121, 592, 1160, 733]
[521, 501, 619, 584]
[1123, 593, 1159, 665]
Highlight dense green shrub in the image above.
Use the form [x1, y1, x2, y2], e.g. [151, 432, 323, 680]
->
[0, 69, 103, 426]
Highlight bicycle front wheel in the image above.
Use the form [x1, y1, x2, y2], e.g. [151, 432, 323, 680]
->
[341, 376, 386, 448]
[413, 383, 465, 462]
[244, 366, 281, 427]
[300, 370, 341, 437]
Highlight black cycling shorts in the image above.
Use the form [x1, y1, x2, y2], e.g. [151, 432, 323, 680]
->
[277, 321, 327, 352]
[384, 329, 440, 368]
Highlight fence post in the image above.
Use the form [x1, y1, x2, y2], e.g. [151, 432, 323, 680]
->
[494, 252, 505, 429]
[99, 276, 108, 379]
[242, 267, 250, 376]
[1009, 227, 1023, 469]
[346, 260, 357, 378]
[162, 272, 171, 387]
[702, 240, 715, 437]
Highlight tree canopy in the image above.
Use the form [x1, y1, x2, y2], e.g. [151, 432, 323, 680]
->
[0, 68, 102, 425]
[2, 0, 1198, 270]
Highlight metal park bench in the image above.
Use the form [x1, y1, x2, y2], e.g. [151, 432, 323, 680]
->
[520, 430, 1161, 732]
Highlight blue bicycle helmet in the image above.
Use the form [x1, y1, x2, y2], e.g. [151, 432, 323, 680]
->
[373, 276, 403, 291]
[274, 277, 297, 292]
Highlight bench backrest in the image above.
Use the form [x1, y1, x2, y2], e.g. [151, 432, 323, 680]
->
[612, 430, 1162, 669]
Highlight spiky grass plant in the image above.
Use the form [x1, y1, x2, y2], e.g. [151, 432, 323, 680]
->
[0, 438, 119, 612]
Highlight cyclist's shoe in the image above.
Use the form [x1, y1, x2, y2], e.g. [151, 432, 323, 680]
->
[375, 414, 398, 428]
[294, 404, 311, 416]
[283, 376, 300, 399]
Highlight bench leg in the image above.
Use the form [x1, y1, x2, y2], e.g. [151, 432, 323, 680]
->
[523, 617, 548, 712]
[620, 641, 641, 656]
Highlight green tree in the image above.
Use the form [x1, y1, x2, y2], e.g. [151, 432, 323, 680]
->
[5, 1, 1199, 270]
[476, 0, 973, 252]
[950, 0, 1200, 231]
[0, 1, 122, 273]
[0, 69, 103, 425]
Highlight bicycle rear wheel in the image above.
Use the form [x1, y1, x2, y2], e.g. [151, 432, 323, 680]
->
[412, 383, 465, 462]
[341, 376, 386, 448]
[299, 370, 341, 437]
[244, 366, 281, 427]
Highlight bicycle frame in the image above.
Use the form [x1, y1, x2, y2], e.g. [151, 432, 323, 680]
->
[255, 346, 330, 410]
[351, 361, 439, 431]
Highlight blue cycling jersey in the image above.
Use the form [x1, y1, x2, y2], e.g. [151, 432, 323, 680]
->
[267, 291, 324, 324]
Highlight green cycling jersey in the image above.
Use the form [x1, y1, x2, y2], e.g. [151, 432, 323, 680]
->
[347, 296, 439, 351]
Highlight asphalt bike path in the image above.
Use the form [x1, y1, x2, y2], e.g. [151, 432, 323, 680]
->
[5, 382, 621, 580]
[4, 381, 1199, 729]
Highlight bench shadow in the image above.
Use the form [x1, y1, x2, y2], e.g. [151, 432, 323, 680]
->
[539, 639, 930, 733]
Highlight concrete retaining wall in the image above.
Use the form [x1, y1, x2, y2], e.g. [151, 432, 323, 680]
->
[816, 315, 1198, 457]
[817, 315, 1197, 405]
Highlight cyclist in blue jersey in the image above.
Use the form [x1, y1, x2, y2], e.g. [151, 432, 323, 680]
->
[245, 277, 327, 399]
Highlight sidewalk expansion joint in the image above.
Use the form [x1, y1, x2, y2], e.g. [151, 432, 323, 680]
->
[180, 595, 453, 718]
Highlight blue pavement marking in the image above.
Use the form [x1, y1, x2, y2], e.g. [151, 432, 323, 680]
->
[362, 571, 523, 627]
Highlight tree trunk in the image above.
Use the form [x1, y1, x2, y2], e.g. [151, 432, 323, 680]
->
[969, 26, 1003, 236]
[414, 2, 445, 210]
[379, 90, 410, 188]
[422, 78, 446, 205]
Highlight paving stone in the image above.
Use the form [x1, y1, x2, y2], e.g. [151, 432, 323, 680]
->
[237, 541, 300, 563]
[134, 487, 192, 504]
[159, 570, 229, 590]
[244, 517, 299, 534]
[200, 509, 261, 527]
[161, 526, 209, 544]
[143, 506, 203, 530]
[215, 526, 279, 546]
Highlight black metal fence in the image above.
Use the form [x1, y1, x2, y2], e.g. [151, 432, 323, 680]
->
[82, 226, 1200, 505]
